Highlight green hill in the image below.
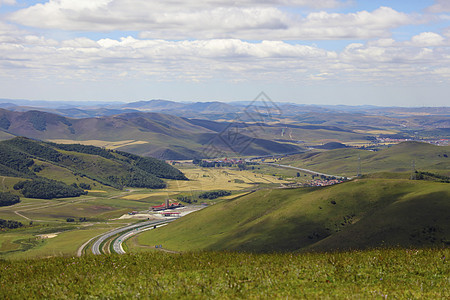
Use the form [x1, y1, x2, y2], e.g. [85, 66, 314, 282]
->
[0, 137, 187, 192]
[279, 141, 450, 177]
[134, 178, 450, 252]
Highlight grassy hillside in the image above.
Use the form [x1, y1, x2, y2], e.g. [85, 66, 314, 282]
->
[133, 178, 450, 252]
[0, 248, 447, 298]
[0, 137, 187, 191]
[280, 141, 450, 177]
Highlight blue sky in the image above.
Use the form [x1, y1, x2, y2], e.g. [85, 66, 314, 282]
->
[1, 0, 450, 106]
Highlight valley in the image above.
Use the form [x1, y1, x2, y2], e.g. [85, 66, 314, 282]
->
[0, 100, 448, 297]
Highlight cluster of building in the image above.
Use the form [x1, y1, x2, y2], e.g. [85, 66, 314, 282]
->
[303, 178, 346, 187]
[151, 199, 183, 211]
[375, 138, 449, 146]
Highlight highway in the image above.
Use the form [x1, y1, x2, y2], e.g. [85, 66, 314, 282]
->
[247, 157, 351, 179]
[112, 222, 170, 254]
[91, 219, 172, 255]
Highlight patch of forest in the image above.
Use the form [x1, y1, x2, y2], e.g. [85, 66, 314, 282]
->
[0, 137, 188, 193]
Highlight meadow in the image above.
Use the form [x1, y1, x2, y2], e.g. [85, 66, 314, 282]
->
[0, 248, 447, 298]
[280, 142, 450, 177]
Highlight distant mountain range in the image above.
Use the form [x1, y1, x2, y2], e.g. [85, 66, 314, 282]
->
[0, 98, 448, 159]
[0, 109, 302, 159]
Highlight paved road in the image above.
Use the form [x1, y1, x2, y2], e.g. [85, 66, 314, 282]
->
[91, 219, 171, 255]
[248, 157, 351, 179]
[112, 222, 171, 254]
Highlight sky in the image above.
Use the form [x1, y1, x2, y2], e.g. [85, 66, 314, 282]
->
[1, 0, 450, 106]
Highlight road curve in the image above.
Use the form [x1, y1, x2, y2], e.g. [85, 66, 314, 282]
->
[91, 220, 170, 255]
[112, 222, 170, 254]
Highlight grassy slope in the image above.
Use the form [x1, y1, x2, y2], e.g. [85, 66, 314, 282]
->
[280, 141, 450, 177]
[134, 178, 450, 252]
[0, 249, 448, 298]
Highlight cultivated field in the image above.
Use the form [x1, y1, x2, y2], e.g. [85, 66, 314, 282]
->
[47, 139, 149, 149]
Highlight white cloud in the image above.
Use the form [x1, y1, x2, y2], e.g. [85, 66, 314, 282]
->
[9, 2, 412, 40]
[1, 30, 450, 86]
[0, 0, 16, 7]
[410, 32, 445, 47]
[427, 0, 450, 13]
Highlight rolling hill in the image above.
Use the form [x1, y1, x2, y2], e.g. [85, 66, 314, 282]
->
[135, 177, 450, 252]
[279, 141, 450, 177]
[0, 109, 303, 159]
[0, 137, 187, 191]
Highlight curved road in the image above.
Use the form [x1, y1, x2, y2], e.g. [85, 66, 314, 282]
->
[112, 223, 169, 254]
[91, 219, 171, 255]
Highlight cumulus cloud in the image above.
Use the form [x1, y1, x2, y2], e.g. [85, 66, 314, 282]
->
[410, 32, 445, 47]
[9, 1, 412, 40]
[1, 28, 450, 86]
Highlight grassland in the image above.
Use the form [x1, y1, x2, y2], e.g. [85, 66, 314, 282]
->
[0, 248, 448, 298]
[280, 141, 450, 177]
[132, 178, 450, 252]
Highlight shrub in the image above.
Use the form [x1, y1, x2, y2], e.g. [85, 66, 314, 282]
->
[0, 192, 20, 207]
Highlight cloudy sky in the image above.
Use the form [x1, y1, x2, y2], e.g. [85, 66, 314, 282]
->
[1, 0, 450, 106]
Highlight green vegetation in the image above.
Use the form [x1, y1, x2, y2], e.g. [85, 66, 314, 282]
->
[0, 249, 448, 298]
[0, 191, 20, 206]
[198, 190, 231, 200]
[13, 179, 87, 199]
[177, 190, 232, 203]
[280, 141, 450, 177]
[0, 219, 22, 229]
[0, 137, 187, 190]
[415, 171, 450, 183]
[135, 178, 450, 252]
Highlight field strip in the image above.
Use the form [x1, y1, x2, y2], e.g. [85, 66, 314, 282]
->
[16, 197, 99, 212]
[0, 201, 53, 211]
[47, 139, 149, 149]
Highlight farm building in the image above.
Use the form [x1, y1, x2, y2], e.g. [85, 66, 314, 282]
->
[151, 199, 183, 211]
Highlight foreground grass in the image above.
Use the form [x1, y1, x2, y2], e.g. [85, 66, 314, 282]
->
[0, 248, 448, 298]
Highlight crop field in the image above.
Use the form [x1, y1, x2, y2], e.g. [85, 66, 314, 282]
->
[0, 248, 447, 298]
[121, 191, 179, 201]
[166, 167, 288, 192]
[47, 139, 149, 149]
